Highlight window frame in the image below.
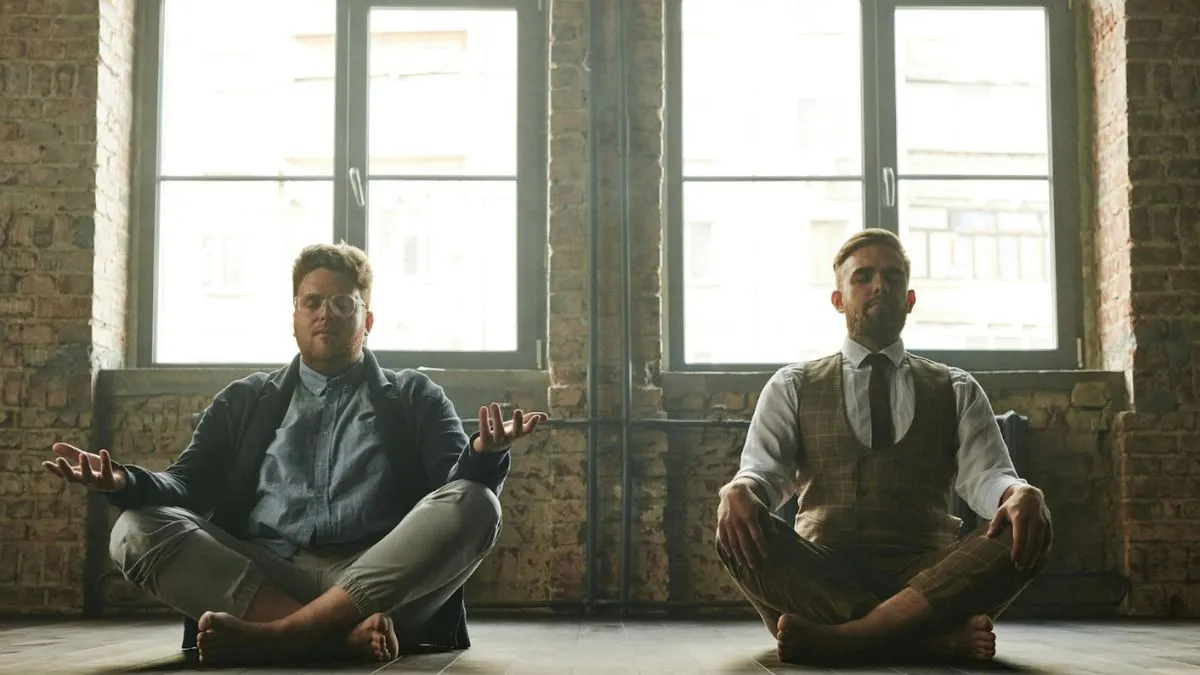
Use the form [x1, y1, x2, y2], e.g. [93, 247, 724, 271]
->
[132, 0, 548, 370]
[663, 0, 1081, 373]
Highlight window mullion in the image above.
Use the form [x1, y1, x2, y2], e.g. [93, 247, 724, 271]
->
[873, 0, 900, 234]
[342, 0, 369, 250]
[860, 0, 882, 233]
[515, 0, 548, 368]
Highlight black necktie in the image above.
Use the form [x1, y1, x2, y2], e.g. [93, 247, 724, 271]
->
[864, 353, 893, 449]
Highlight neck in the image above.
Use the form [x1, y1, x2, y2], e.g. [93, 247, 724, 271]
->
[303, 351, 362, 377]
[850, 334, 897, 353]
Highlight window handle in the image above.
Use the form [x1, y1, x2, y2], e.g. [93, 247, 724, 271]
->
[348, 167, 366, 208]
[882, 166, 896, 208]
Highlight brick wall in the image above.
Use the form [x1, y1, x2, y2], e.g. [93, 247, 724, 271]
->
[0, 0, 134, 614]
[4, 0, 1199, 619]
[1092, 0, 1200, 616]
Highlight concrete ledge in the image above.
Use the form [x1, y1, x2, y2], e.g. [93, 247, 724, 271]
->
[661, 369, 1130, 410]
[97, 368, 552, 409]
[100, 367, 1129, 414]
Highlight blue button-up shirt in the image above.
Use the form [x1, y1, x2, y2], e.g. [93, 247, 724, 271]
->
[246, 357, 406, 558]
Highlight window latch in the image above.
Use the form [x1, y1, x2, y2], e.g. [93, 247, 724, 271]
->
[348, 167, 366, 208]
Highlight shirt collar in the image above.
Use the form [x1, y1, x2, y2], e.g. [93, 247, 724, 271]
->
[842, 337, 906, 369]
[299, 354, 365, 395]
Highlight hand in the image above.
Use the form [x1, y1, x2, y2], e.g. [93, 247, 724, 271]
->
[472, 402, 548, 453]
[716, 481, 772, 571]
[42, 442, 127, 492]
[987, 484, 1052, 570]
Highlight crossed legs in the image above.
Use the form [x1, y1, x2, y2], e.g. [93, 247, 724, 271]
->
[717, 511, 1050, 665]
[109, 479, 502, 665]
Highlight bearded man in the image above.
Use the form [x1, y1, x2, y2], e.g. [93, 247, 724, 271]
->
[715, 228, 1052, 666]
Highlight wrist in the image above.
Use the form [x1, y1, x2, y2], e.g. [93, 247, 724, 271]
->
[720, 477, 760, 501]
[1000, 483, 1038, 505]
[470, 433, 509, 454]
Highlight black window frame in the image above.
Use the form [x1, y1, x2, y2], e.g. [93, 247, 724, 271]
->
[132, 0, 548, 370]
[664, 0, 1082, 373]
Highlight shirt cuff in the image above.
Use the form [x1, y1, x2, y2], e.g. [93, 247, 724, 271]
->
[982, 475, 1028, 519]
[731, 471, 780, 511]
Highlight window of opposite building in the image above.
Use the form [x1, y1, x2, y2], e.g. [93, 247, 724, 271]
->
[665, 0, 1082, 371]
[133, 0, 547, 369]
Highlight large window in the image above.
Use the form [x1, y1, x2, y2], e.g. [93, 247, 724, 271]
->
[666, 0, 1080, 371]
[135, 0, 547, 368]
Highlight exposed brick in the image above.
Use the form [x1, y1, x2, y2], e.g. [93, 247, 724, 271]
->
[0, 0, 132, 614]
[1091, 0, 1200, 614]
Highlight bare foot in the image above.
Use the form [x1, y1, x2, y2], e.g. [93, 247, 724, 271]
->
[345, 613, 399, 663]
[196, 611, 290, 666]
[775, 614, 851, 664]
[930, 615, 996, 662]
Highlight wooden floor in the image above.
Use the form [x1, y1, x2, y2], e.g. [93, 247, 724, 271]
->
[0, 617, 1198, 674]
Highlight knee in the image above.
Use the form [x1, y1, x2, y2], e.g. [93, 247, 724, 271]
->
[108, 507, 185, 575]
[442, 479, 502, 544]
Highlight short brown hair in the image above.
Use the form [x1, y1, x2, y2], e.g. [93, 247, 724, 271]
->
[291, 242, 374, 305]
[832, 228, 911, 281]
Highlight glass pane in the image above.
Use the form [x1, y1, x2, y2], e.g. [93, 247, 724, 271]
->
[366, 180, 517, 351]
[895, 8, 1050, 177]
[368, 9, 517, 177]
[160, 0, 336, 176]
[681, 0, 862, 177]
[155, 181, 334, 363]
[682, 181, 864, 364]
[898, 179, 1056, 351]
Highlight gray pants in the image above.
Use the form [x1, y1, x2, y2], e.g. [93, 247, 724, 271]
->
[108, 479, 501, 635]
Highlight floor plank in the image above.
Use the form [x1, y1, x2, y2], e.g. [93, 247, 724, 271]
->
[0, 618, 1197, 674]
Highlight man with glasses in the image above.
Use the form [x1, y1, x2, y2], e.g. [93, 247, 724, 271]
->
[42, 242, 547, 666]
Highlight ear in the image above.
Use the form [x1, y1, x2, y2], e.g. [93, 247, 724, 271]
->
[905, 289, 916, 313]
[831, 290, 845, 313]
[364, 309, 375, 335]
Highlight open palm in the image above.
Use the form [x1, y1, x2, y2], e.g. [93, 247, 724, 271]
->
[472, 403, 548, 452]
[42, 442, 126, 492]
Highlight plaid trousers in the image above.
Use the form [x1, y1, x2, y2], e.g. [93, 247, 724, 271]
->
[718, 508, 1050, 631]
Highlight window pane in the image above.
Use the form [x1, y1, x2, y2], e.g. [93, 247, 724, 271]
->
[155, 182, 334, 364]
[681, 0, 861, 177]
[160, 0, 336, 176]
[368, 9, 517, 177]
[682, 181, 863, 364]
[895, 8, 1050, 177]
[897, 179, 1056, 351]
[366, 180, 517, 352]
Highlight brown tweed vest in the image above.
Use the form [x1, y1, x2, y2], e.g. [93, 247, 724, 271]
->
[791, 352, 961, 550]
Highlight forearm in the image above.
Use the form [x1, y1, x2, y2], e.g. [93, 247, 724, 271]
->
[103, 463, 193, 511]
[445, 434, 510, 494]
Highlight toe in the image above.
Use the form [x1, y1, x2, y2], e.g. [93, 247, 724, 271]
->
[968, 615, 993, 630]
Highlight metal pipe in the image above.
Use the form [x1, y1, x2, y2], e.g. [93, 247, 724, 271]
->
[615, 0, 634, 616]
[584, 0, 603, 616]
[462, 417, 751, 429]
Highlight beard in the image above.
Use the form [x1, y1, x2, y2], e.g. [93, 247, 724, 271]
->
[846, 301, 907, 343]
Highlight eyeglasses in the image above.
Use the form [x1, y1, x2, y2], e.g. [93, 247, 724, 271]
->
[294, 293, 363, 318]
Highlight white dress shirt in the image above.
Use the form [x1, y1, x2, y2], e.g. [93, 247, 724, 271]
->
[733, 337, 1026, 521]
